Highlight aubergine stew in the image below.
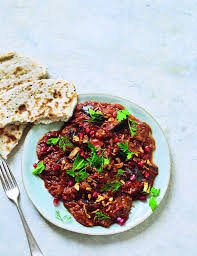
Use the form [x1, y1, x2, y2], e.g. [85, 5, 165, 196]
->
[33, 101, 159, 228]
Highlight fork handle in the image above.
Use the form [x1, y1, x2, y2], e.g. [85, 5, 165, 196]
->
[15, 201, 44, 256]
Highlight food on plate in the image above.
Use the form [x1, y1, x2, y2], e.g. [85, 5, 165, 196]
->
[0, 52, 48, 159]
[0, 79, 77, 128]
[34, 101, 158, 228]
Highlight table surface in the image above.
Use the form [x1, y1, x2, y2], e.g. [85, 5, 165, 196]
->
[0, 0, 196, 255]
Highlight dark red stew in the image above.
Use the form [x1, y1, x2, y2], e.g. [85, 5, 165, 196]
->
[35, 101, 158, 228]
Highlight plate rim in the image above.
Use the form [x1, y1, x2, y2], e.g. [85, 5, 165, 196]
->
[22, 93, 171, 235]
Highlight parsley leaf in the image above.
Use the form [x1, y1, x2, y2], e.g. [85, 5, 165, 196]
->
[143, 186, 160, 211]
[90, 153, 104, 173]
[117, 141, 129, 152]
[95, 211, 111, 220]
[65, 169, 75, 178]
[103, 181, 123, 192]
[73, 153, 86, 170]
[128, 119, 138, 137]
[55, 209, 72, 223]
[46, 137, 60, 145]
[116, 108, 138, 137]
[116, 109, 130, 122]
[66, 154, 89, 181]
[59, 137, 74, 150]
[87, 141, 97, 155]
[116, 169, 127, 177]
[126, 151, 136, 160]
[104, 158, 110, 165]
[75, 169, 89, 182]
[87, 142, 109, 173]
[150, 187, 160, 197]
[117, 141, 136, 160]
[46, 136, 74, 150]
[85, 108, 105, 123]
[32, 161, 45, 175]
[149, 197, 157, 211]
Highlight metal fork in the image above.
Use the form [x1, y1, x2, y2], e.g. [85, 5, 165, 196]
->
[0, 158, 44, 256]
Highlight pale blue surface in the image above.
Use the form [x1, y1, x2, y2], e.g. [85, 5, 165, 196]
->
[0, 0, 197, 255]
[22, 94, 170, 235]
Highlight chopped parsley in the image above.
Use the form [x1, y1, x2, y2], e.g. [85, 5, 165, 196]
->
[116, 108, 138, 137]
[65, 169, 75, 178]
[32, 161, 45, 175]
[128, 119, 138, 137]
[46, 137, 59, 145]
[146, 186, 160, 211]
[150, 187, 160, 197]
[87, 142, 109, 173]
[85, 108, 105, 123]
[75, 169, 89, 182]
[95, 211, 111, 220]
[47, 136, 74, 150]
[55, 209, 72, 223]
[104, 158, 110, 165]
[59, 137, 74, 150]
[117, 141, 136, 160]
[66, 153, 89, 182]
[66, 143, 110, 181]
[116, 109, 130, 122]
[149, 197, 157, 211]
[117, 141, 129, 153]
[72, 153, 87, 170]
[103, 181, 123, 192]
[116, 169, 127, 177]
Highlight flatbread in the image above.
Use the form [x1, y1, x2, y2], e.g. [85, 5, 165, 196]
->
[0, 52, 48, 159]
[0, 124, 25, 159]
[0, 79, 77, 128]
[0, 52, 47, 81]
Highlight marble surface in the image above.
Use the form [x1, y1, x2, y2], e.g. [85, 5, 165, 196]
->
[0, 0, 196, 255]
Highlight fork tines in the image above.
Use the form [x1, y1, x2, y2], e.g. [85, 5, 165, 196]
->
[0, 159, 17, 191]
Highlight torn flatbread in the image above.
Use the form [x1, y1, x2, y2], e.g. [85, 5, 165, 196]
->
[0, 79, 77, 128]
[0, 52, 47, 81]
[0, 52, 47, 159]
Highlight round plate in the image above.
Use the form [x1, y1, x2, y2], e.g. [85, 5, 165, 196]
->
[22, 94, 171, 235]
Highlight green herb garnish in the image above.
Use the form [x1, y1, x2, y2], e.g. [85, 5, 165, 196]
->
[75, 169, 89, 182]
[116, 109, 130, 122]
[66, 143, 110, 181]
[55, 209, 72, 223]
[116, 169, 127, 177]
[59, 137, 74, 150]
[150, 187, 160, 197]
[72, 153, 87, 170]
[32, 161, 45, 175]
[87, 142, 109, 173]
[117, 141, 129, 153]
[66, 153, 89, 182]
[65, 169, 76, 178]
[128, 119, 138, 137]
[95, 211, 111, 220]
[85, 108, 105, 123]
[146, 186, 160, 211]
[117, 141, 136, 160]
[149, 197, 157, 211]
[116, 108, 138, 137]
[104, 158, 110, 165]
[103, 181, 123, 192]
[47, 136, 74, 150]
[46, 137, 60, 145]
